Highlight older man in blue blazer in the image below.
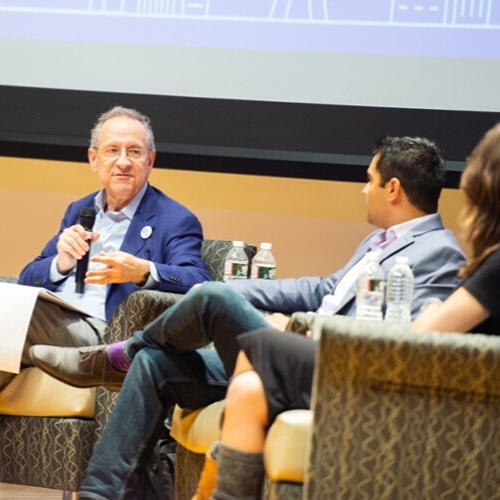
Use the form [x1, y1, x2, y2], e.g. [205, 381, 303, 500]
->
[30, 136, 466, 500]
[0, 106, 211, 391]
[20, 185, 210, 321]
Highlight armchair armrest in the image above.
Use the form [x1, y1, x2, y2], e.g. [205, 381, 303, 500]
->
[305, 315, 500, 498]
[285, 311, 316, 336]
[103, 290, 185, 344]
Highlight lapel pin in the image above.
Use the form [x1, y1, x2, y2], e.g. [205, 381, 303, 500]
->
[141, 225, 153, 239]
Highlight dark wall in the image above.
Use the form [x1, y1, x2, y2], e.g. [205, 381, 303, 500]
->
[1, 85, 498, 187]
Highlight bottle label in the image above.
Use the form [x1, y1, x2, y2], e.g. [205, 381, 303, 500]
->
[357, 277, 384, 293]
[250, 264, 276, 280]
[224, 261, 248, 280]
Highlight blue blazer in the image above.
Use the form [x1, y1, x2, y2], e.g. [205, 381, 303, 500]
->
[19, 185, 212, 321]
[228, 214, 466, 319]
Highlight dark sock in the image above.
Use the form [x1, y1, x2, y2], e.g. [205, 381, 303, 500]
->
[211, 442, 265, 500]
[107, 340, 130, 372]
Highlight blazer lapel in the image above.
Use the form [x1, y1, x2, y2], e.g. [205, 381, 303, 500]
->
[119, 186, 158, 256]
[328, 214, 444, 316]
[378, 232, 415, 264]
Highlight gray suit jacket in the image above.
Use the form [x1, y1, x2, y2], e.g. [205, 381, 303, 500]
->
[227, 214, 466, 319]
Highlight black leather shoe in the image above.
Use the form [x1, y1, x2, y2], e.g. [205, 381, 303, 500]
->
[29, 344, 126, 391]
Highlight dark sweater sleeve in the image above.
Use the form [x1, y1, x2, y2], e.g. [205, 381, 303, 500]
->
[462, 248, 500, 315]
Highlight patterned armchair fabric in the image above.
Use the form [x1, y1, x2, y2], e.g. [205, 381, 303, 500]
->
[0, 239, 256, 495]
[305, 315, 500, 499]
[200, 239, 256, 281]
[0, 276, 18, 284]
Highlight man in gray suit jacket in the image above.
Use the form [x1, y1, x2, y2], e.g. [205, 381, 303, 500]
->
[227, 135, 464, 323]
[31, 136, 466, 500]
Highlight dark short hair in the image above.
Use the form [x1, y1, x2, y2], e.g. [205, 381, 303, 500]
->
[89, 106, 155, 150]
[373, 136, 446, 214]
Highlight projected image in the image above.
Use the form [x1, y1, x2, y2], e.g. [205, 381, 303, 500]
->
[1, 0, 499, 113]
[0, 0, 499, 58]
[0, 0, 498, 24]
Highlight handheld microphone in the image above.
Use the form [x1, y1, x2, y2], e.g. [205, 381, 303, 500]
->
[75, 207, 97, 294]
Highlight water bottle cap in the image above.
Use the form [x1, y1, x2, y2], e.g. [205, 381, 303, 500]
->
[395, 256, 409, 265]
[232, 241, 244, 247]
[260, 242, 272, 250]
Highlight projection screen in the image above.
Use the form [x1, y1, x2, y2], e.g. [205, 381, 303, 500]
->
[1, 0, 499, 183]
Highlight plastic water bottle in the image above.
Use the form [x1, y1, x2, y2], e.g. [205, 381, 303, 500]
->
[355, 253, 385, 321]
[250, 242, 276, 279]
[223, 241, 249, 281]
[385, 256, 414, 324]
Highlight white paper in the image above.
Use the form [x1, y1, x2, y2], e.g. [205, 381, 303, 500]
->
[38, 288, 89, 313]
[0, 283, 86, 373]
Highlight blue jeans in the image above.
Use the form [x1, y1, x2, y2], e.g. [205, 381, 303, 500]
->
[80, 282, 270, 500]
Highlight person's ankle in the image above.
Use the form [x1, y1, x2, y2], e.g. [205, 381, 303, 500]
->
[107, 340, 131, 372]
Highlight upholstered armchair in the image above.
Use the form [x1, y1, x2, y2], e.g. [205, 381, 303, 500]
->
[305, 315, 500, 499]
[0, 239, 256, 498]
[171, 315, 500, 499]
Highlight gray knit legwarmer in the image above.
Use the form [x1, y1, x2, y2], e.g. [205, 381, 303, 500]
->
[211, 442, 265, 500]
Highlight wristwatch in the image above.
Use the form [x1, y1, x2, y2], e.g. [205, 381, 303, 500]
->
[137, 270, 151, 286]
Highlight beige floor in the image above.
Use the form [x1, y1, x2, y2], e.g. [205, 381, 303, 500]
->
[0, 482, 64, 499]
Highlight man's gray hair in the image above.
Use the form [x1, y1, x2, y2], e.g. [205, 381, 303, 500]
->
[89, 106, 155, 150]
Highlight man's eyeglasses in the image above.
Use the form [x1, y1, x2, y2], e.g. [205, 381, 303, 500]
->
[97, 147, 148, 160]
